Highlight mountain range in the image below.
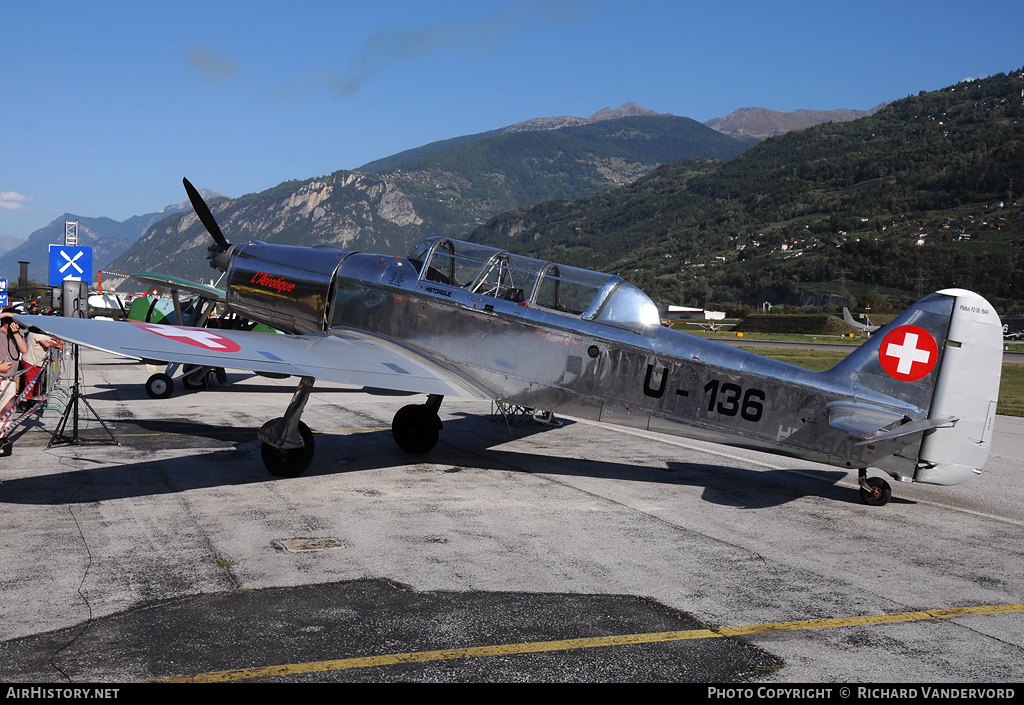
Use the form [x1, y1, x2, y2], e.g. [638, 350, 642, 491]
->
[704, 104, 888, 141]
[106, 109, 749, 282]
[4, 97, 928, 292]
[0, 190, 223, 284]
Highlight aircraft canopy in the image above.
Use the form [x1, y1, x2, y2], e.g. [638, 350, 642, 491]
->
[408, 237, 660, 327]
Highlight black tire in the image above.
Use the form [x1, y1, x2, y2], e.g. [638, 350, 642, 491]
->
[145, 373, 174, 399]
[261, 421, 315, 478]
[392, 404, 441, 454]
[859, 476, 892, 506]
[215, 367, 228, 384]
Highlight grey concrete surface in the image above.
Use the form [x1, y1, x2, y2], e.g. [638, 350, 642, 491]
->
[1, 349, 1021, 682]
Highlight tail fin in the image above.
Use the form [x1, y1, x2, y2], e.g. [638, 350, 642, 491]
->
[830, 289, 1002, 485]
[842, 307, 858, 326]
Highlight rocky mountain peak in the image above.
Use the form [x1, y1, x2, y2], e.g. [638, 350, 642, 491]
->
[498, 102, 670, 134]
[588, 102, 666, 120]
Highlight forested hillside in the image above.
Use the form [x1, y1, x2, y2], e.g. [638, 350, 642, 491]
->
[469, 69, 1024, 312]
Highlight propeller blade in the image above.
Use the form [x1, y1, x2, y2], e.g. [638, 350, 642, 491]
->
[182, 177, 230, 251]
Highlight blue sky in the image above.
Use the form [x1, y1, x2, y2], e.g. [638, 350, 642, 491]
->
[3, 0, 1023, 242]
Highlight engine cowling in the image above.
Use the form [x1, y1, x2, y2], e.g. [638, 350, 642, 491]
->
[225, 241, 354, 334]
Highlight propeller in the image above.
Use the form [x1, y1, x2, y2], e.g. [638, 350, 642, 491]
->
[182, 177, 232, 271]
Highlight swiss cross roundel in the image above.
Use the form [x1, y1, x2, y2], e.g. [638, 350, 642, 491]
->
[128, 321, 242, 353]
[878, 325, 938, 381]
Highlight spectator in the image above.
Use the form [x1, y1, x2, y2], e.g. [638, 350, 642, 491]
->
[21, 329, 63, 405]
[0, 308, 28, 414]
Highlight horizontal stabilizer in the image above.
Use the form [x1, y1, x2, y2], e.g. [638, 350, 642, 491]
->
[825, 401, 906, 439]
[854, 416, 957, 446]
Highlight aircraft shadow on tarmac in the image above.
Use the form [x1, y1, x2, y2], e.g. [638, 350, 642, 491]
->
[1, 412, 894, 508]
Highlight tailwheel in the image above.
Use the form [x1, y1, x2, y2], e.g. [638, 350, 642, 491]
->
[859, 475, 892, 507]
[392, 403, 442, 454]
[145, 373, 174, 399]
[261, 421, 315, 478]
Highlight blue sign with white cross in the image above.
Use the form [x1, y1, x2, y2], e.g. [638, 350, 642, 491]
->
[49, 245, 93, 286]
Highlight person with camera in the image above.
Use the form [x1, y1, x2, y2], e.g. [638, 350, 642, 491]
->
[21, 327, 63, 406]
[0, 308, 29, 415]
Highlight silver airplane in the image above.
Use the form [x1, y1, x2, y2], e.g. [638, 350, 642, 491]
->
[843, 306, 882, 334]
[16, 179, 1004, 506]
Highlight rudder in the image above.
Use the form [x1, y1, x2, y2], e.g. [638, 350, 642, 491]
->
[916, 289, 1002, 484]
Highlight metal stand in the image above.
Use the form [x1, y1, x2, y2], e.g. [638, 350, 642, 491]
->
[48, 344, 119, 448]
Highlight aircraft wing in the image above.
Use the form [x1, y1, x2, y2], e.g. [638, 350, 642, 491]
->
[131, 272, 227, 302]
[15, 315, 486, 400]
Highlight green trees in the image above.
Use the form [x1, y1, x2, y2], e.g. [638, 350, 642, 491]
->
[469, 67, 1024, 310]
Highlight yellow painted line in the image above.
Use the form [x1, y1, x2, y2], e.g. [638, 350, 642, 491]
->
[154, 603, 1024, 683]
[717, 604, 1024, 636]
[156, 628, 721, 682]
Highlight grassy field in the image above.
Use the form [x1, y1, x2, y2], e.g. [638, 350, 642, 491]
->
[675, 327, 862, 345]
[740, 347, 1024, 417]
[737, 347, 849, 371]
[681, 327, 1024, 354]
[992, 364, 1024, 417]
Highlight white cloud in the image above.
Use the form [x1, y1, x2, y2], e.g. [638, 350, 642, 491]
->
[0, 192, 32, 211]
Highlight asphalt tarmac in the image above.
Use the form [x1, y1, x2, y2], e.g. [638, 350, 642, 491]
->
[1, 350, 1022, 683]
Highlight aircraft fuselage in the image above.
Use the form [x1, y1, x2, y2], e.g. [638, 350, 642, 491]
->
[327, 252, 922, 477]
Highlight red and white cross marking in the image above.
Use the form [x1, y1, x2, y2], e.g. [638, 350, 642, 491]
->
[128, 322, 242, 353]
[878, 325, 938, 381]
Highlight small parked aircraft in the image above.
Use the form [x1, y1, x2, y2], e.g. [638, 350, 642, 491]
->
[683, 319, 729, 333]
[16, 179, 1003, 506]
[127, 272, 228, 397]
[843, 307, 882, 334]
[126, 272, 276, 398]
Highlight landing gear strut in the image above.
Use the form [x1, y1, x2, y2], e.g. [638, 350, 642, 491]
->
[392, 394, 443, 454]
[259, 376, 316, 477]
[858, 469, 892, 506]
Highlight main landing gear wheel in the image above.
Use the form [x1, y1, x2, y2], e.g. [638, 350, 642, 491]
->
[392, 403, 442, 454]
[145, 373, 173, 399]
[859, 476, 892, 506]
[261, 421, 315, 478]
